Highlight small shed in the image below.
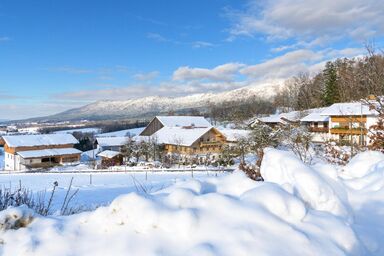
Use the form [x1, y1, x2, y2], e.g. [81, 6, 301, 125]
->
[97, 150, 123, 167]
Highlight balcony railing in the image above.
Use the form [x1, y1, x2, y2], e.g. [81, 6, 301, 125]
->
[330, 127, 367, 135]
[199, 141, 222, 147]
[309, 127, 329, 133]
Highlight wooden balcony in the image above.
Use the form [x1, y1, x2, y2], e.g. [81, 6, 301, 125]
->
[199, 141, 222, 147]
[308, 127, 329, 133]
[330, 127, 367, 135]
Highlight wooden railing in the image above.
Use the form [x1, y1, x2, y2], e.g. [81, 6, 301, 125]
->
[330, 128, 367, 135]
[199, 141, 222, 147]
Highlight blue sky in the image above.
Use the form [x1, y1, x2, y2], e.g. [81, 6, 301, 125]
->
[0, 0, 383, 119]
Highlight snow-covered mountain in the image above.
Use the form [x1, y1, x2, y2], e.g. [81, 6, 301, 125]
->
[36, 81, 283, 121]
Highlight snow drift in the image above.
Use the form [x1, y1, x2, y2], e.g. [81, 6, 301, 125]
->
[2, 149, 384, 255]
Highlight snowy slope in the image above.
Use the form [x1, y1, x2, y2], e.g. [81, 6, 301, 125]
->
[2, 149, 384, 255]
[38, 81, 284, 121]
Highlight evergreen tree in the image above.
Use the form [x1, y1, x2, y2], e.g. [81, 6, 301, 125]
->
[322, 61, 340, 106]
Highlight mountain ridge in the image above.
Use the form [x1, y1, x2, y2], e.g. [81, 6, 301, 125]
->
[27, 81, 284, 122]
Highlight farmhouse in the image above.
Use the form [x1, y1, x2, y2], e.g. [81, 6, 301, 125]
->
[3, 134, 81, 171]
[300, 112, 330, 143]
[320, 102, 378, 146]
[140, 116, 227, 160]
[153, 126, 227, 160]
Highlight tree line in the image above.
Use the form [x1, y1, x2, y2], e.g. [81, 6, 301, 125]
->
[274, 47, 384, 111]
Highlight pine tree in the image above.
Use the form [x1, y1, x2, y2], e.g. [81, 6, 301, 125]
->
[322, 61, 340, 106]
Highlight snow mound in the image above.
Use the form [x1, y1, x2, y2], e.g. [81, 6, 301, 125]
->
[261, 148, 351, 220]
[0, 169, 364, 255]
[343, 151, 384, 179]
[0, 205, 34, 231]
[341, 151, 384, 191]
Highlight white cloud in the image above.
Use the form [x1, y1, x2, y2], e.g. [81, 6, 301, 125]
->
[240, 49, 323, 79]
[134, 71, 160, 81]
[146, 32, 169, 42]
[240, 48, 365, 79]
[226, 0, 384, 44]
[173, 63, 245, 81]
[192, 41, 216, 48]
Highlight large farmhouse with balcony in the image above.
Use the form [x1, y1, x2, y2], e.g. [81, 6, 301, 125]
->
[320, 102, 378, 146]
[300, 111, 330, 143]
[3, 134, 82, 171]
[140, 116, 227, 161]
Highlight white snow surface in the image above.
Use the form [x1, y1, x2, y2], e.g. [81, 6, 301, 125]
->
[2, 134, 79, 147]
[218, 128, 250, 142]
[97, 150, 121, 158]
[96, 137, 129, 147]
[152, 126, 213, 146]
[300, 112, 329, 122]
[97, 127, 145, 137]
[156, 116, 212, 128]
[321, 102, 378, 116]
[1, 149, 384, 255]
[18, 148, 82, 159]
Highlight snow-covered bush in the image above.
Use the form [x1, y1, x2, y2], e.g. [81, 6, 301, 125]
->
[282, 125, 315, 164]
[323, 141, 352, 165]
[0, 205, 34, 231]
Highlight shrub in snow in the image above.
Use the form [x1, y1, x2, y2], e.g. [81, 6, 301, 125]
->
[324, 141, 351, 165]
[282, 125, 314, 164]
[0, 205, 34, 231]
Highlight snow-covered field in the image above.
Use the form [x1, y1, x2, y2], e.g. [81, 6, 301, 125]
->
[0, 170, 226, 212]
[0, 148, 384, 255]
[97, 127, 145, 137]
[53, 128, 101, 134]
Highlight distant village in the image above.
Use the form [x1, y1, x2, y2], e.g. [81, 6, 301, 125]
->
[0, 100, 381, 172]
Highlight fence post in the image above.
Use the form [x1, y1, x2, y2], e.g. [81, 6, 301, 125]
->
[90, 174, 92, 185]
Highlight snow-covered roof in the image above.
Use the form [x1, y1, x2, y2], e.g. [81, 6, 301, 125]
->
[96, 137, 129, 147]
[18, 148, 82, 159]
[257, 114, 282, 123]
[97, 150, 121, 159]
[151, 127, 218, 147]
[257, 108, 326, 124]
[320, 102, 378, 116]
[156, 116, 212, 128]
[300, 112, 329, 122]
[219, 129, 250, 142]
[3, 134, 79, 148]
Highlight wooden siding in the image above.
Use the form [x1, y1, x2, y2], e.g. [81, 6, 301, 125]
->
[140, 117, 164, 136]
[331, 116, 367, 123]
[164, 128, 226, 155]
